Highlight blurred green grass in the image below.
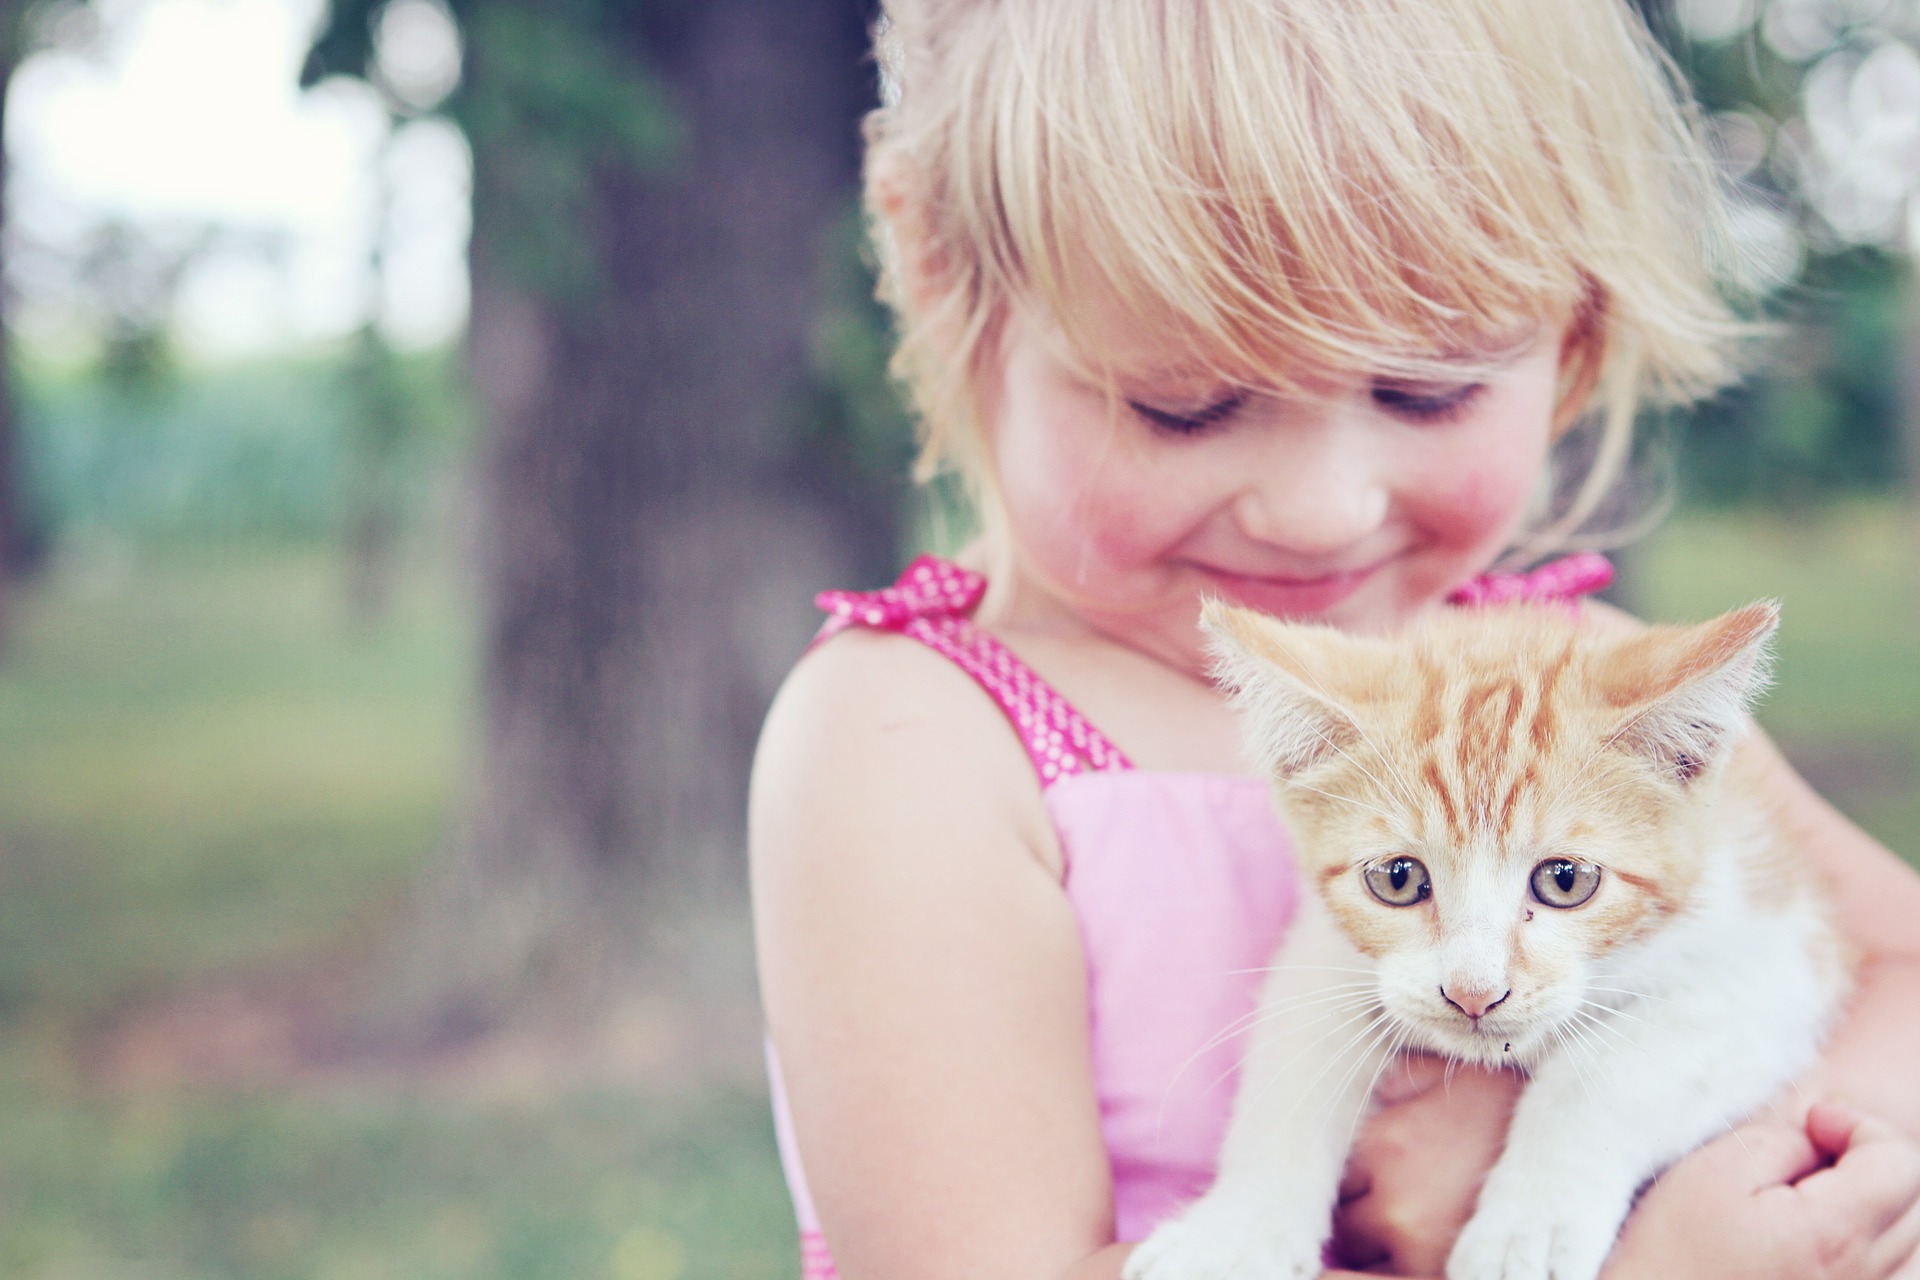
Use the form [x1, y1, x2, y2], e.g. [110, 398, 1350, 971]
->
[1635, 500, 1920, 863]
[0, 1090, 798, 1280]
[0, 503, 1911, 1279]
[0, 544, 798, 1280]
[0, 547, 466, 1019]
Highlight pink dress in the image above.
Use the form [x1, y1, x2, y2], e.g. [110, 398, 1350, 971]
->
[769, 553, 1613, 1277]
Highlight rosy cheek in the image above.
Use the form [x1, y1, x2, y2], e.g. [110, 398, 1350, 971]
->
[1417, 417, 1551, 548]
[1001, 428, 1162, 588]
[1417, 463, 1526, 548]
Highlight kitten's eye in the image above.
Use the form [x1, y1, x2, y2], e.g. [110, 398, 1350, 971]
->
[1371, 380, 1484, 423]
[1530, 859, 1602, 908]
[1364, 857, 1432, 907]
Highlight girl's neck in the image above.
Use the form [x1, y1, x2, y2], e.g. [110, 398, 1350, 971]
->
[949, 542, 1250, 773]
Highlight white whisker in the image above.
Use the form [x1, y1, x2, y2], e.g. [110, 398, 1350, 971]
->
[1278, 663, 1426, 821]
[1289, 778, 1398, 821]
[1186, 987, 1383, 1066]
[1243, 1010, 1391, 1130]
[1217, 1005, 1386, 1098]
[1582, 984, 1667, 1003]
[1345, 1023, 1415, 1155]
[1575, 998, 1653, 1032]
[1211, 964, 1379, 979]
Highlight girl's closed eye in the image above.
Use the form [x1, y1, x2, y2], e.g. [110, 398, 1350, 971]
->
[1126, 389, 1248, 436]
[1371, 378, 1486, 423]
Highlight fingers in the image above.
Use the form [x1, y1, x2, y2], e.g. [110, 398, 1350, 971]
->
[1796, 1111, 1920, 1240]
[1869, 1192, 1920, 1279]
[1371, 1051, 1446, 1105]
[1336, 1062, 1522, 1277]
[1806, 1101, 1863, 1160]
[1689, 1121, 1825, 1193]
[1374, 1056, 1526, 1109]
[1333, 1189, 1452, 1279]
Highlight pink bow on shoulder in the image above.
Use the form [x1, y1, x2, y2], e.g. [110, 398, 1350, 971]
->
[1447, 552, 1615, 608]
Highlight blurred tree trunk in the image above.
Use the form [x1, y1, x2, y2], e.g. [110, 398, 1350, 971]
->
[390, 0, 894, 1032]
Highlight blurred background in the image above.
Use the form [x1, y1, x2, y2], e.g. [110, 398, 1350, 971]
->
[0, 0, 1911, 1276]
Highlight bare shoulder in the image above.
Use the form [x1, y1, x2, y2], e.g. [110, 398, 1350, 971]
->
[750, 630, 1115, 1273]
[750, 626, 1061, 892]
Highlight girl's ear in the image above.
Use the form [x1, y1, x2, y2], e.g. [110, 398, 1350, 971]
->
[867, 150, 952, 315]
[1596, 601, 1779, 785]
[1199, 601, 1370, 779]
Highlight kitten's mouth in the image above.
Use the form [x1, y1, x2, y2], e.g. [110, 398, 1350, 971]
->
[1414, 1012, 1543, 1063]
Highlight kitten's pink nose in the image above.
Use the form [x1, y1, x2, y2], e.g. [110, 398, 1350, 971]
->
[1441, 985, 1511, 1021]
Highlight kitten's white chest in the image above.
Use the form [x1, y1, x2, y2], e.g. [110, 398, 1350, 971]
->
[1126, 862, 1844, 1280]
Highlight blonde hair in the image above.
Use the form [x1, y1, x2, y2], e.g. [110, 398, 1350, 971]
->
[866, 0, 1747, 560]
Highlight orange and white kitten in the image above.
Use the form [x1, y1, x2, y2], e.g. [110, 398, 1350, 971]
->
[1127, 601, 1850, 1280]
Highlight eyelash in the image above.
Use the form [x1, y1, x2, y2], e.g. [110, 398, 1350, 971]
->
[1126, 392, 1247, 436]
[1129, 381, 1487, 434]
[1371, 381, 1486, 423]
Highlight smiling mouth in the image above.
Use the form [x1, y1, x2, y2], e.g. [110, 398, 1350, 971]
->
[1194, 560, 1386, 616]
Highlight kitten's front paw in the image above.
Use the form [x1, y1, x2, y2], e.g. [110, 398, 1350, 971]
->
[1124, 1199, 1322, 1280]
[1445, 1196, 1618, 1280]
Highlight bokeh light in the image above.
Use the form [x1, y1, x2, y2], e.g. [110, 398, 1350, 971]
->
[4, 0, 469, 360]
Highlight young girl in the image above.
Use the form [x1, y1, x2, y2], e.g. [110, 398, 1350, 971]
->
[751, 1, 1920, 1277]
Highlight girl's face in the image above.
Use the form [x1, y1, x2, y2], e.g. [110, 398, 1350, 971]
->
[986, 307, 1566, 675]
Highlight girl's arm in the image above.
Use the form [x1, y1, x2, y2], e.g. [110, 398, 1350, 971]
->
[1585, 596, 1920, 1133]
[752, 629, 1118, 1279]
[755, 632, 1432, 1280]
[1751, 729, 1920, 1138]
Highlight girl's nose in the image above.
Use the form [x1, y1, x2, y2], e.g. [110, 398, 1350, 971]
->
[1230, 424, 1391, 558]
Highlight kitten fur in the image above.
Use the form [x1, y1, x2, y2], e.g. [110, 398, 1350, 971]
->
[1126, 601, 1850, 1280]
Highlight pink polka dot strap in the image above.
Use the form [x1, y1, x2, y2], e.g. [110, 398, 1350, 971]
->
[814, 555, 1134, 784]
[799, 1230, 835, 1280]
[1447, 552, 1614, 608]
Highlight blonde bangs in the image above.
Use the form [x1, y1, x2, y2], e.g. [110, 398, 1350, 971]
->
[872, 0, 1748, 546]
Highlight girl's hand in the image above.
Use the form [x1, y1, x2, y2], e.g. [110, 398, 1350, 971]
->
[1602, 1102, 1920, 1280]
[1330, 1054, 1521, 1275]
[1335, 1065, 1920, 1280]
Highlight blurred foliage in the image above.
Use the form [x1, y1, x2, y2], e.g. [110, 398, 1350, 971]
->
[452, 4, 682, 303]
[1654, 10, 1917, 506]
[345, 328, 425, 508]
[789, 209, 914, 499]
[62, 220, 207, 402]
[1674, 248, 1908, 504]
[305, 0, 916, 545]
[306, 0, 683, 306]
[16, 348, 469, 543]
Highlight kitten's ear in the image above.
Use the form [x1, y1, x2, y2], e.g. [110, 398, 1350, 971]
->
[1598, 601, 1779, 785]
[1200, 601, 1367, 778]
